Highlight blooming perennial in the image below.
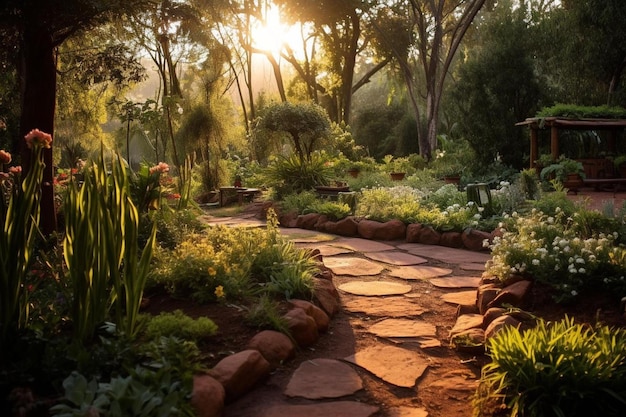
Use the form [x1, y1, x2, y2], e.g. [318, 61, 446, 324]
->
[24, 129, 53, 149]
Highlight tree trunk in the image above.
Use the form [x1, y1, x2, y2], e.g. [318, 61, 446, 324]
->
[19, 25, 57, 235]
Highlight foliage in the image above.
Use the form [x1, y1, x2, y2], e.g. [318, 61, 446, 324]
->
[355, 186, 424, 223]
[540, 155, 586, 182]
[63, 151, 156, 342]
[130, 162, 173, 213]
[280, 190, 318, 215]
[149, 209, 318, 303]
[1, 131, 48, 346]
[244, 295, 291, 336]
[305, 200, 352, 221]
[536, 104, 626, 119]
[474, 317, 626, 417]
[518, 168, 540, 200]
[486, 208, 626, 302]
[264, 153, 333, 198]
[140, 207, 205, 250]
[143, 310, 217, 343]
[257, 101, 331, 162]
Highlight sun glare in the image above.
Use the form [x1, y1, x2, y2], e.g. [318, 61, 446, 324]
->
[251, 6, 291, 56]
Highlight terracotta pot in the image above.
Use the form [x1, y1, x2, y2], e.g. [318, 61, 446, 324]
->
[347, 168, 360, 178]
[443, 175, 460, 185]
[390, 172, 406, 181]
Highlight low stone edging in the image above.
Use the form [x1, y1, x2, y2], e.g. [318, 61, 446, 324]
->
[279, 212, 496, 252]
[191, 260, 340, 416]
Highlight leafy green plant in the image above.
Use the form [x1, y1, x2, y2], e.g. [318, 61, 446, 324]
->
[474, 317, 626, 417]
[540, 155, 586, 182]
[63, 151, 157, 342]
[244, 295, 291, 335]
[1, 130, 49, 346]
[536, 103, 626, 119]
[144, 310, 217, 343]
[280, 190, 318, 215]
[305, 200, 352, 220]
[264, 153, 333, 198]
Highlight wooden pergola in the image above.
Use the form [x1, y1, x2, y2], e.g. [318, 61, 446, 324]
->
[516, 117, 626, 178]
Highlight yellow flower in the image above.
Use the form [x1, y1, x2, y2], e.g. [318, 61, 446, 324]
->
[214, 285, 225, 299]
[208, 267, 217, 276]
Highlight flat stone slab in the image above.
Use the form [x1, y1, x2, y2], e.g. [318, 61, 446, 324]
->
[388, 265, 453, 280]
[298, 244, 353, 257]
[429, 276, 481, 288]
[330, 238, 396, 253]
[323, 257, 385, 276]
[397, 243, 491, 264]
[261, 401, 379, 417]
[364, 251, 428, 266]
[342, 297, 426, 317]
[344, 344, 428, 388]
[423, 370, 479, 400]
[284, 359, 362, 399]
[387, 407, 429, 417]
[460, 262, 486, 271]
[280, 228, 336, 243]
[441, 290, 477, 306]
[338, 281, 412, 296]
[450, 314, 484, 335]
[388, 337, 442, 349]
[368, 319, 437, 338]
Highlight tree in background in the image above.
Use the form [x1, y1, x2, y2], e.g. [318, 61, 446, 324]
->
[449, 0, 546, 169]
[0, 0, 150, 234]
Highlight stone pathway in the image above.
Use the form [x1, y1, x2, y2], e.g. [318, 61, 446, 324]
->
[206, 217, 488, 417]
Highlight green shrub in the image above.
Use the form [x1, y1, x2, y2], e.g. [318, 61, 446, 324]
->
[144, 310, 218, 343]
[280, 190, 318, 215]
[264, 153, 333, 198]
[245, 295, 291, 335]
[474, 317, 626, 417]
[355, 186, 424, 222]
[306, 200, 352, 220]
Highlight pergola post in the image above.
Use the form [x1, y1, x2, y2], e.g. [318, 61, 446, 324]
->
[530, 127, 538, 168]
[550, 125, 559, 160]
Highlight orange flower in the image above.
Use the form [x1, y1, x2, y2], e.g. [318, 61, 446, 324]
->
[9, 166, 22, 175]
[0, 150, 11, 164]
[24, 129, 52, 149]
[149, 162, 169, 175]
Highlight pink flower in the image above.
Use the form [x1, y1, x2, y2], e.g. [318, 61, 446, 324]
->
[149, 162, 170, 175]
[24, 129, 53, 149]
[166, 193, 181, 200]
[0, 150, 11, 164]
[9, 166, 22, 175]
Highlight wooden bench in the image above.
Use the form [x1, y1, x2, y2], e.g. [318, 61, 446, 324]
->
[314, 185, 350, 200]
[582, 178, 626, 195]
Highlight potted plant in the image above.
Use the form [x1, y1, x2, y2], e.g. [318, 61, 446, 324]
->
[382, 155, 412, 180]
[540, 155, 586, 189]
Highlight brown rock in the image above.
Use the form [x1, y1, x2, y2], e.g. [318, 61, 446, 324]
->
[313, 214, 330, 230]
[246, 330, 295, 369]
[484, 315, 521, 340]
[279, 211, 298, 228]
[440, 231, 463, 248]
[482, 307, 508, 328]
[297, 213, 322, 230]
[457, 303, 480, 316]
[461, 229, 491, 251]
[450, 328, 485, 354]
[283, 308, 319, 347]
[321, 216, 359, 236]
[488, 280, 533, 310]
[358, 219, 407, 241]
[288, 299, 330, 333]
[312, 277, 340, 316]
[284, 359, 363, 399]
[191, 374, 225, 417]
[477, 284, 500, 314]
[449, 314, 484, 339]
[208, 350, 271, 402]
[408, 223, 441, 245]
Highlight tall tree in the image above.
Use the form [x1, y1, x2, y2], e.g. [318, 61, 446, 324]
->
[375, 0, 487, 160]
[0, 0, 150, 234]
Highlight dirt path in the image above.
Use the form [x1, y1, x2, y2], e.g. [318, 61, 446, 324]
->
[204, 216, 490, 417]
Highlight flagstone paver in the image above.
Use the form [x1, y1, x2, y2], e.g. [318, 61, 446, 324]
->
[342, 297, 426, 317]
[441, 290, 477, 305]
[364, 251, 429, 266]
[388, 265, 453, 280]
[330, 238, 396, 253]
[460, 262, 486, 271]
[298, 244, 353, 257]
[429, 276, 482, 288]
[338, 281, 413, 296]
[284, 359, 363, 399]
[323, 257, 386, 276]
[368, 319, 437, 338]
[344, 344, 429, 388]
[278, 228, 337, 243]
[397, 243, 491, 264]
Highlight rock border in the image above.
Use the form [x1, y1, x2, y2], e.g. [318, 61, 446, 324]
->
[278, 212, 495, 252]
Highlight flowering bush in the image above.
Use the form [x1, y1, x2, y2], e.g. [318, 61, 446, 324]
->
[486, 208, 626, 302]
[356, 186, 425, 222]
